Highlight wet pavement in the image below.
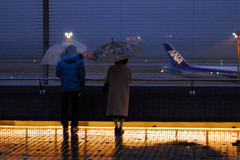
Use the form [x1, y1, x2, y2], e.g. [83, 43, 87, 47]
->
[1, 126, 240, 160]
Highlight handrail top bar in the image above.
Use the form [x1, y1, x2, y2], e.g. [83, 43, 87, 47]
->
[0, 78, 240, 82]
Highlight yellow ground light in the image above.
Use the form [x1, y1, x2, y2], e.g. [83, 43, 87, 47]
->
[1, 122, 240, 159]
[0, 120, 240, 128]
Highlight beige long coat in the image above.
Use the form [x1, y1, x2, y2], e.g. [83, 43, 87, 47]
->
[106, 63, 132, 117]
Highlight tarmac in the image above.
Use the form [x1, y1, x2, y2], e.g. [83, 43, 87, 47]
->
[0, 58, 240, 87]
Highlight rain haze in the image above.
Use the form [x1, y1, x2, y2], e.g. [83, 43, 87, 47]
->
[2, 3, 240, 159]
[0, 0, 240, 60]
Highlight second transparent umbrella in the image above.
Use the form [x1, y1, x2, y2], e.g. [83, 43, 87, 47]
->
[92, 39, 142, 62]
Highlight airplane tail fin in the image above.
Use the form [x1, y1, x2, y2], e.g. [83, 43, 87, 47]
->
[163, 43, 190, 68]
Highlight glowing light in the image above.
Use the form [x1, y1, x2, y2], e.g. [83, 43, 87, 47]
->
[65, 32, 73, 38]
[126, 36, 143, 43]
[84, 53, 87, 55]
[233, 32, 240, 39]
[64, 32, 73, 41]
[2, 126, 240, 159]
[145, 59, 147, 62]
[33, 59, 36, 63]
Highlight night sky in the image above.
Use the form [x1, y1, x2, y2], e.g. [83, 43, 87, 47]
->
[1, 0, 240, 59]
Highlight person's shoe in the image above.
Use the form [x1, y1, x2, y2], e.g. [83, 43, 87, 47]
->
[119, 127, 124, 135]
[63, 127, 68, 134]
[115, 127, 119, 135]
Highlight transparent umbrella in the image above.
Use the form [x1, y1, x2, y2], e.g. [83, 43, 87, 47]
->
[41, 40, 87, 65]
[92, 39, 142, 62]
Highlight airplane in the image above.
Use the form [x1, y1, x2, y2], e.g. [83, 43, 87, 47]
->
[162, 43, 238, 78]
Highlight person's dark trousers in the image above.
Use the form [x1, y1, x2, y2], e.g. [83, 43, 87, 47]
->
[61, 91, 79, 128]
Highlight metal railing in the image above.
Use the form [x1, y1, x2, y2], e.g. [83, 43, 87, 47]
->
[0, 77, 240, 81]
[0, 78, 240, 95]
[0, 77, 240, 85]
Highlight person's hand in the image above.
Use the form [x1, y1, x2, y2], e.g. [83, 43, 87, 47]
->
[78, 92, 82, 96]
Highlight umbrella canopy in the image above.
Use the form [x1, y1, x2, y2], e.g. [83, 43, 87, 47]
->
[41, 40, 87, 65]
[92, 40, 142, 62]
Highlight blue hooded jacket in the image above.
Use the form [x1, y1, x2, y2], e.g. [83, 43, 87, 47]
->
[56, 54, 85, 92]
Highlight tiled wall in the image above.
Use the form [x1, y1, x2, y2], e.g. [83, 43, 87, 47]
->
[0, 86, 240, 122]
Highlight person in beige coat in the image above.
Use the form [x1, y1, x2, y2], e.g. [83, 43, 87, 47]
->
[105, 58, 132, 135]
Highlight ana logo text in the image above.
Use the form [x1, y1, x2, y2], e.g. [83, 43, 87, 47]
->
[168, 50, 183, 64]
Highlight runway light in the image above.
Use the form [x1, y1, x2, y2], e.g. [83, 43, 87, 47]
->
[219, 59, 223, 65]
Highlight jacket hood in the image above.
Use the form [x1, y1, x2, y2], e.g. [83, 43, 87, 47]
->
[62, 54, 81, 63]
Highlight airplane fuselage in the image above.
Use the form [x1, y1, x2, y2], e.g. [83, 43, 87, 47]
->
[163, 43, 238, 78]
[163, 65, 237, 78]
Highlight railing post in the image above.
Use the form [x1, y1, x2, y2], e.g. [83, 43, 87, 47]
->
[39, 79, 46, 95]
[190, 80, 195, 95]
[42, 0, 49, 84]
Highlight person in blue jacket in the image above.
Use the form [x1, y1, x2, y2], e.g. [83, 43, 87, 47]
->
[56, 45, 85, 130]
